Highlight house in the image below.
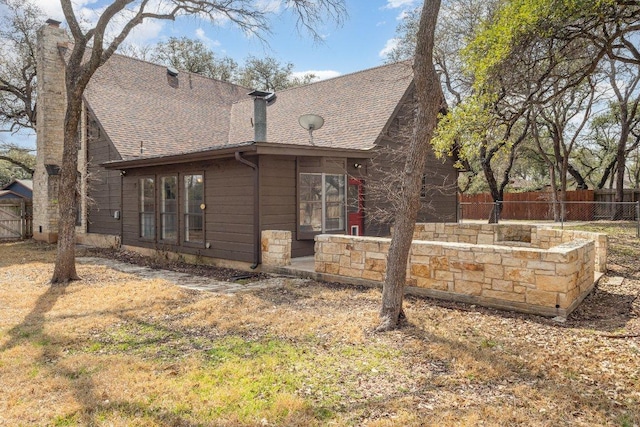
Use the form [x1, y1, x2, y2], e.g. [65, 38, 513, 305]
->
[0, 179, 32, 201]
[33, 21, 458, 268]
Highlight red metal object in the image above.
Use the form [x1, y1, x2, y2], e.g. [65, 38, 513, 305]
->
[348, 178, 364, 236]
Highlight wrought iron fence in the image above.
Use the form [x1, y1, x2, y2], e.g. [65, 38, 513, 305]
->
[459, 200, 640, 237]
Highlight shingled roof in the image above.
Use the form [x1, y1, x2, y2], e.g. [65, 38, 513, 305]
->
[84, 54, 247, 159]
[85, 55, 413, 160]
[228, 61, 414, 150]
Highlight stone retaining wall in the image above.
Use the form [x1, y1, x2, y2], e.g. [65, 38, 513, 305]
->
[412, 223, 607, 272]
[315, 224, 604, 317]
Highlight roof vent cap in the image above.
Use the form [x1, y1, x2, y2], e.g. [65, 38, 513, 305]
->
[167, 66, 179, 77]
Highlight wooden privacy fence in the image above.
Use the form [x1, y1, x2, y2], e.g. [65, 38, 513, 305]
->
[460, 190, 640, 221]
[0, 200, 33, 240]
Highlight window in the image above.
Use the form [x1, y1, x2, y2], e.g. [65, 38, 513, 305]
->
[140, 178, 155, 239]
[161, 176, 178, 241]
[299, 173, 346, 234]
[184, 174, 204, 243]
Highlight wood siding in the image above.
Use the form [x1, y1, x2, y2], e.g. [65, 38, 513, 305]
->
[121, 157, 256, 263]
[259, 156, 314, 257]
[86, 109, 122, 235]
[364, 88, 458, 237]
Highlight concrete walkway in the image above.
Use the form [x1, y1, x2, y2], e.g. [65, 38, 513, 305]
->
[77, 256, 308, 294]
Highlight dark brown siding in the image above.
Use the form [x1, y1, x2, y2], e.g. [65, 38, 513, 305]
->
[86, 108, 122, 235]
[259, 155, 314, 258]
[364, 88, 458, 237]
[121, 157, 255, 263]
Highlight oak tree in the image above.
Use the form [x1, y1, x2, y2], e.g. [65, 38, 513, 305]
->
[377, 0, 443, 331]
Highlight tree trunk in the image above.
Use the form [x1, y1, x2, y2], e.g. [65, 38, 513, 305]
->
[377, 0, 442, 332]
[481, 153, 501, 224]
[614, 125, 629, 220]
[51, 89, 81, 284]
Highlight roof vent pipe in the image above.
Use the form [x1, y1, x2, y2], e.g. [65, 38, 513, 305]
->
[248, 90, 275, 143]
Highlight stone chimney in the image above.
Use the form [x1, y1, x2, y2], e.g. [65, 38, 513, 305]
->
[33, 20, 69, 243]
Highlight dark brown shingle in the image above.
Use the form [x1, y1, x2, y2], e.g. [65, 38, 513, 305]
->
[84, 55, 413, 159]
[84, 54, 247, 159]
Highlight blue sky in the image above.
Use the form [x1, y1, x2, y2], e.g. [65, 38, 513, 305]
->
[3, 0, 418, 149]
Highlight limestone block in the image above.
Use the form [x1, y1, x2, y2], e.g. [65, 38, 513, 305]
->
[475, 252, 501, 265]
[417, 277, 447, 290]
[410, 263, 431, 278]
[434, 270, 454, 281]
[526, 260, 556, 271]
[362, 269, 383, 281]
[482, 289, 525, 303]
[535, 274, 574, 292]
[454, 281, 483, 296]
[365, 251, 386, 260]
[504, 267, 535, 283]
[339, 266, 363, 278]
[484, 264, 504, 279]
[325, 263, 340, 275]
[365, 258, 386, 273]
[430, 256, 449, 270]
[526, 289, 558, 307]
[491, 279, 514, 292]
[451, 261, 485, 272]
[555, 261, 579, 276]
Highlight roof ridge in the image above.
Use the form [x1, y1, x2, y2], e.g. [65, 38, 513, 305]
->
[232, 60, 413, 105]
[109, 51, 250, 91]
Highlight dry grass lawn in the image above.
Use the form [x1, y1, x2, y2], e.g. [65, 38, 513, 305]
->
[1, 223, 639, 426]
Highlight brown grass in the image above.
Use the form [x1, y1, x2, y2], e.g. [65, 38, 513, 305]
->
[1, 227, 639, 426]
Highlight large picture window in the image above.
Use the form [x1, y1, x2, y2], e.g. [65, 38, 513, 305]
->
[161, 176, 178, 241]
[184, 174, 204, 243]
[299, 173, 346, 234]
[140, 178, 155, 239]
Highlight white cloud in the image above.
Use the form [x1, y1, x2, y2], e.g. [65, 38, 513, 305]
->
[379, 38, 399, 58]
[127, 19, 165, 45]
[384, 0, 416, 9]
[195, 28, 221, 47]
[32, 0, 64, 20]
[291, 70, 341, 82]
[376, 21, 387, 27]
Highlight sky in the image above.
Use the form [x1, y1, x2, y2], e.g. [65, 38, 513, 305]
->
[3, 0, 419, 150]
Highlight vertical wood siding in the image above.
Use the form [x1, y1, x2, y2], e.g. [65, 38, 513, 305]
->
[86, 110, 122, 235]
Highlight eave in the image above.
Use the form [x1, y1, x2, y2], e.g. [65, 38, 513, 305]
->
[102, 141, 375, 170]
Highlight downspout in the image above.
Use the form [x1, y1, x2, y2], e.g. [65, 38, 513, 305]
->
[235, 151, 260, 269]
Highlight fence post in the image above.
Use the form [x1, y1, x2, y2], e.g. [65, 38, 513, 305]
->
[636, 201, 639, 238]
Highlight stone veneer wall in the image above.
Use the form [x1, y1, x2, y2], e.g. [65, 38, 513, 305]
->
[33, 22, 69, 243]
[261, 230, 292, 267]
[315, 227, 600, 317]
[412, 223, 607, 273]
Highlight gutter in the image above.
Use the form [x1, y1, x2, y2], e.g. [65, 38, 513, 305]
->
[235, 151, 261, 269]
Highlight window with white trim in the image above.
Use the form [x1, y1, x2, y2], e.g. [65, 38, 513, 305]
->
[139, 177, 155, 239]
[299, 173, 346, 234]
[161, 176, 178, 241]
[184, 174, 204, 243]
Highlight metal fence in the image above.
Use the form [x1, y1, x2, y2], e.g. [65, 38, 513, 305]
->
[459, 200, 640, 236]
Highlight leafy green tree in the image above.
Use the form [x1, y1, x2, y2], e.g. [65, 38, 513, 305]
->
[150, 36, 239, 82]
[237, 56, 315, 91]
[0, 142, 34, 186]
